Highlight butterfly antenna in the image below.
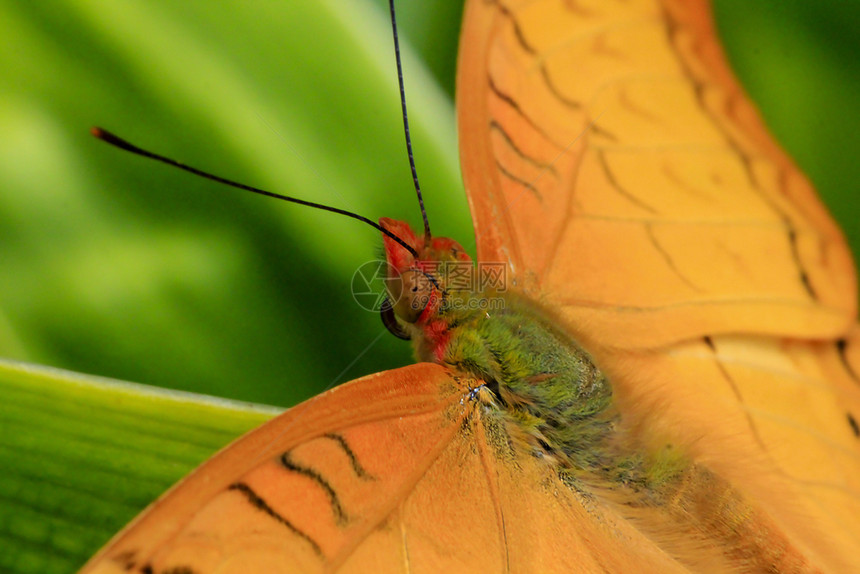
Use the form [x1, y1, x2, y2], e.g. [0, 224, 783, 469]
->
[388, 0, 431, 249]
[90, 127, 419, 258]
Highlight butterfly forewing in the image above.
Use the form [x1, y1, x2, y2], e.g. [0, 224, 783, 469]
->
[457, 0, 856, 350]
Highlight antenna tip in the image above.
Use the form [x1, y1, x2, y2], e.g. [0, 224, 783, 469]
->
[91, 126, 123, 145]
[90, 126, 140, 153]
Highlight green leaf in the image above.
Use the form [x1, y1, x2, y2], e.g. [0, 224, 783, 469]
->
[0, 358, 278, 573]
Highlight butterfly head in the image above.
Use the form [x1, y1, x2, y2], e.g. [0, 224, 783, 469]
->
[380, 217, 472, 325]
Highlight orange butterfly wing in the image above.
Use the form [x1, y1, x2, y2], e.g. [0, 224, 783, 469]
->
[457, 0, 856, 349]
[81, 0, 860, 572]
[457, 0, 860, 568]
[82, 364, 693, 573]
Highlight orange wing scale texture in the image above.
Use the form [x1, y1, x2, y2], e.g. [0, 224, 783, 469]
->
[81, 0, 860, 572]
[458, 0, 860, 569]
[83, 364, 694, 573]
[457, 0, 856, 350]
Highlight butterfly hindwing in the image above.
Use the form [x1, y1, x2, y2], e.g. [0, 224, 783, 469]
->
[82, 363, 703, 573]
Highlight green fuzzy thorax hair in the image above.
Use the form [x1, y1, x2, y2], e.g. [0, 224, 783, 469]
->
[413, 290, 619, 472]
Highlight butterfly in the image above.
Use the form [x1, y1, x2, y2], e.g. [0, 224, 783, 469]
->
[74, 0, 860, 572]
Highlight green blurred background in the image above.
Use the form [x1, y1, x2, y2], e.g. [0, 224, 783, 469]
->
[0, 1, 858, 572]
[0, 0, 857, 408]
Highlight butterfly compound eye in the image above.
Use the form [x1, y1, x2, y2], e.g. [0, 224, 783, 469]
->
[386, 268, 434, 324]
